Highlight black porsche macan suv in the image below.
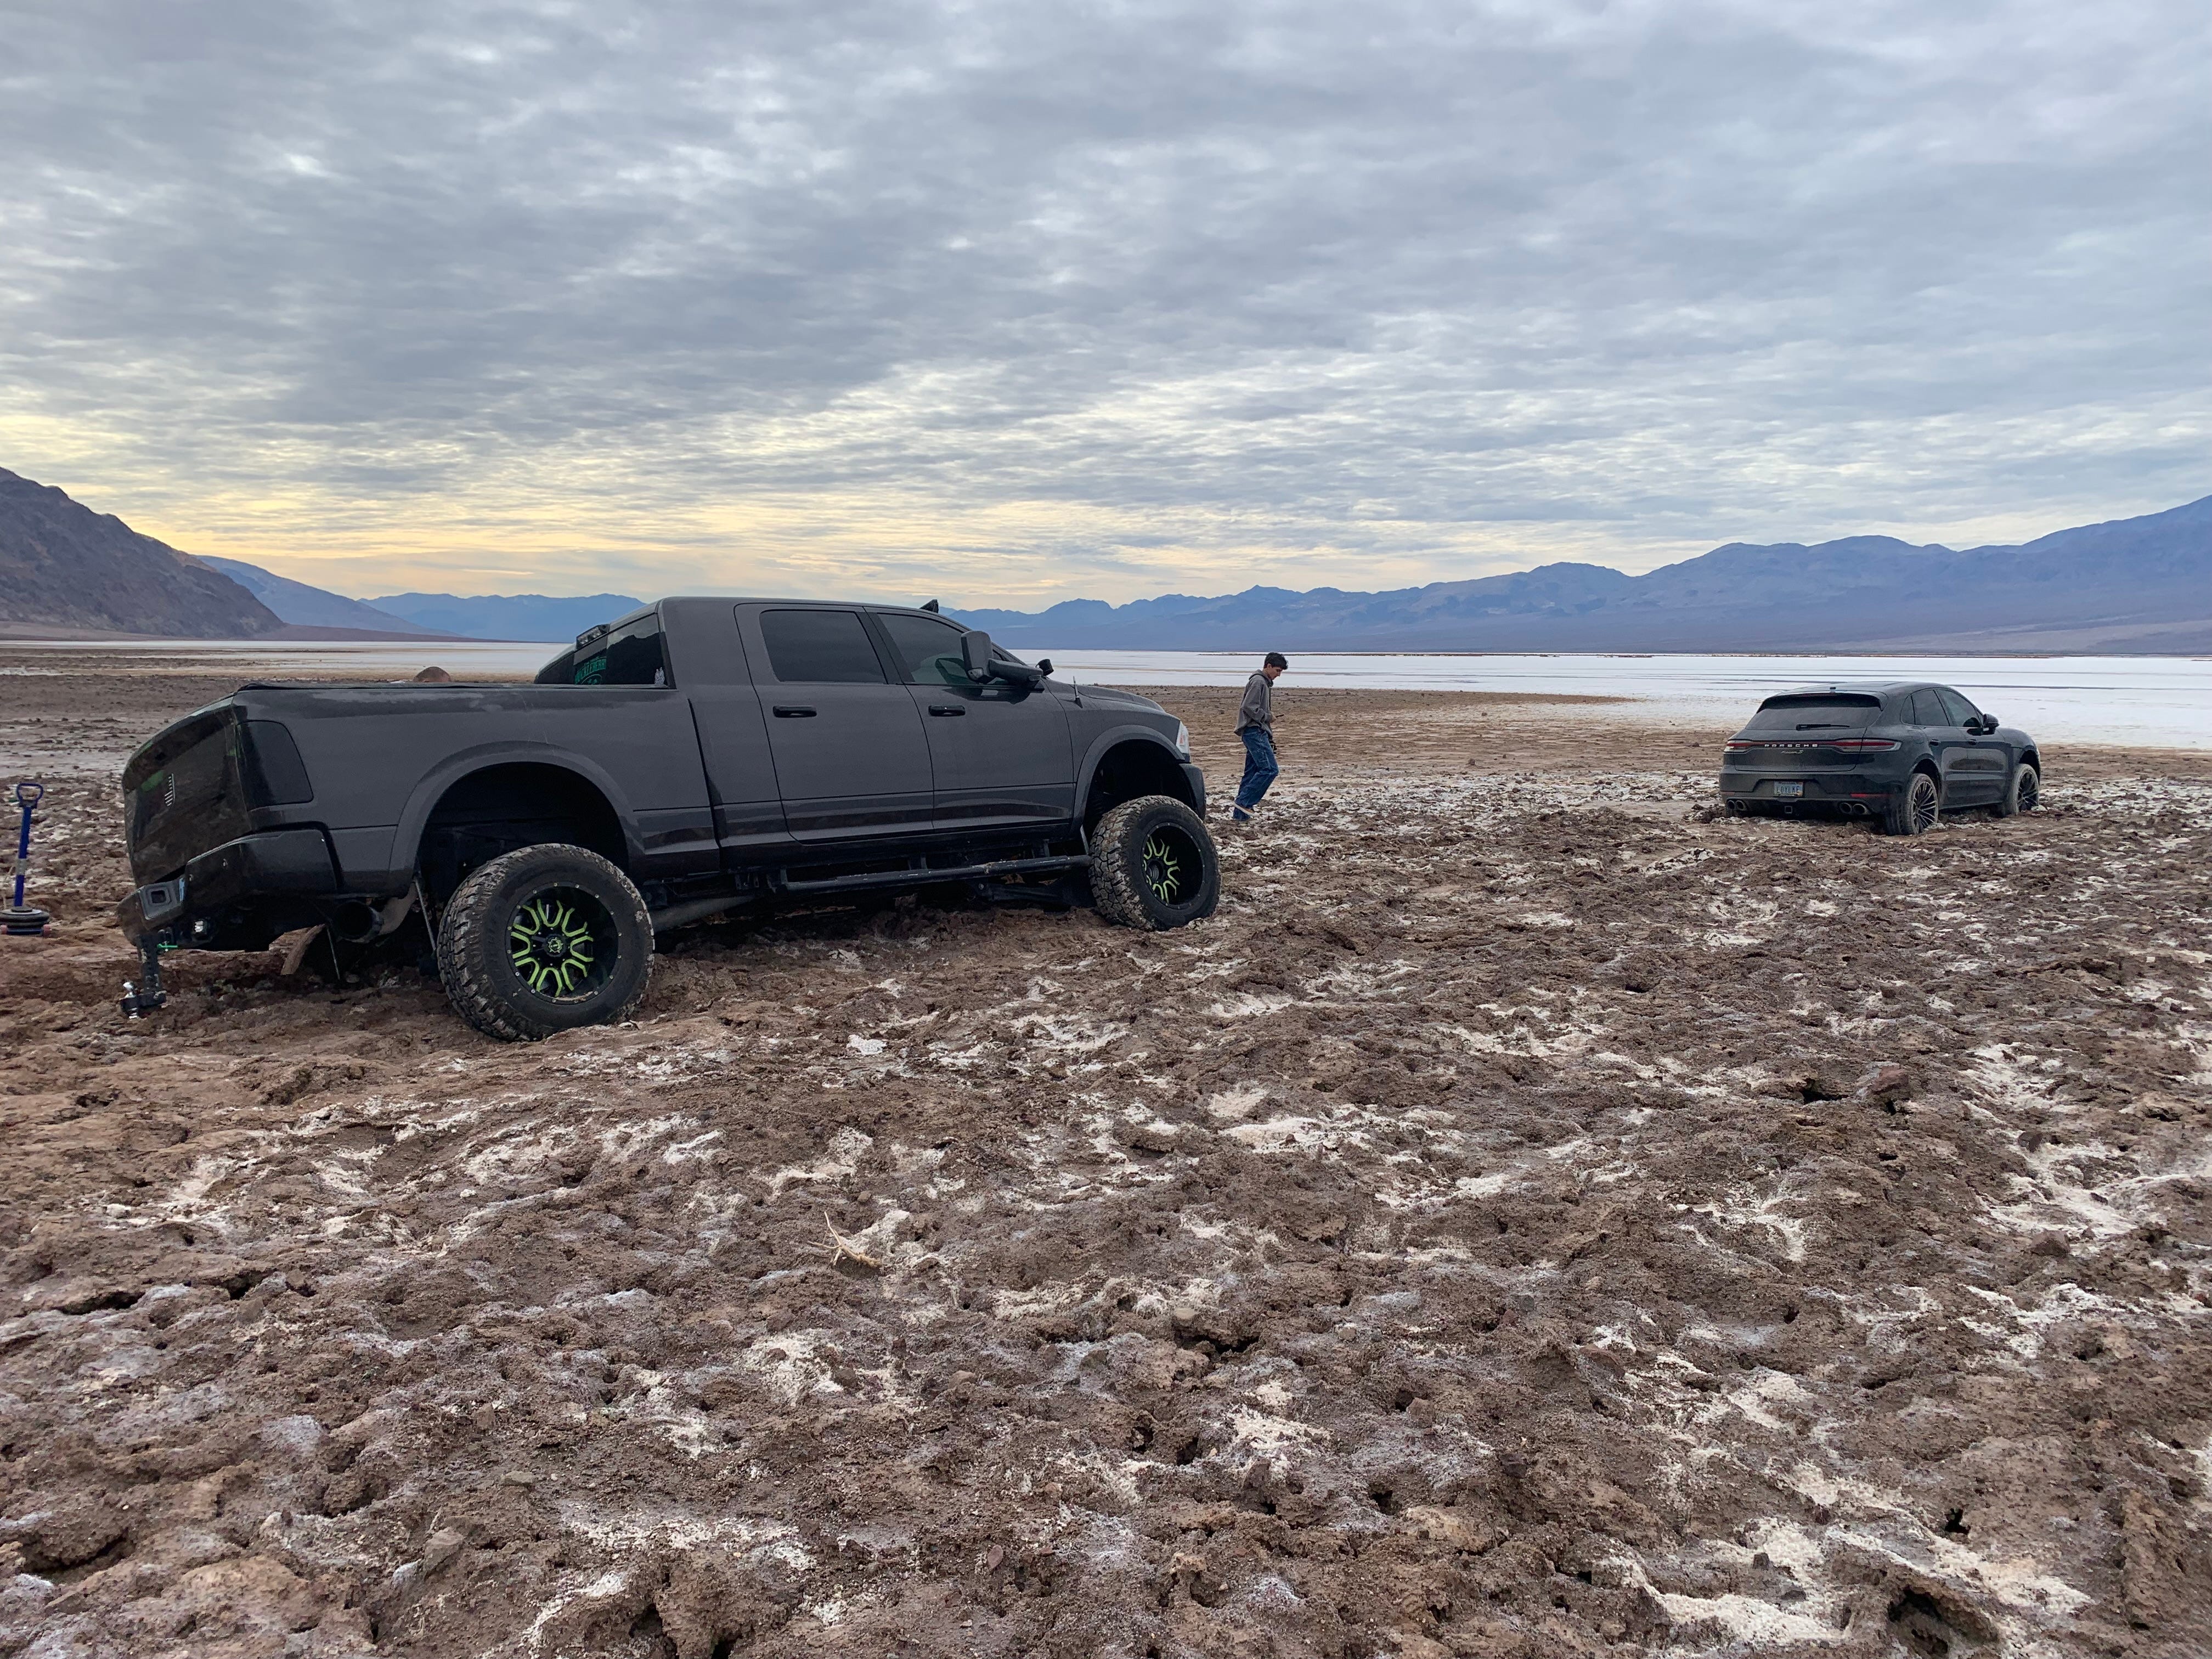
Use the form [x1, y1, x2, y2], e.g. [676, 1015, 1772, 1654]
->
[1718, 682, 2040, 836]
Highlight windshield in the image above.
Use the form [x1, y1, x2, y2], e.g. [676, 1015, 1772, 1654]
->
[1742, 694, 1880, 733]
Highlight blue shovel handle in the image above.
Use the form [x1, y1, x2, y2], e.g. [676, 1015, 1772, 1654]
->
[11, 781, 42, 910]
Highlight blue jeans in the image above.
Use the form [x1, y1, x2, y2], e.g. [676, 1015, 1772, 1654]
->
[1235, 727, 1279, 812]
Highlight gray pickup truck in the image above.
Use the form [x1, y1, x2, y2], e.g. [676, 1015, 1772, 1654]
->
[117, 598, 1216, 1038]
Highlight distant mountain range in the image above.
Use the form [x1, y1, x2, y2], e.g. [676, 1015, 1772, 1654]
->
[951, 495, 2212, 655]
[198, 559, 642, 644]
[198, 555, 456, 636]
[0, 467, 281, 637]
[365, 592, 645, 643]
[0, 469, 641, 641]
[3, 465, 2205, 651]
[195, 562, 644, 643]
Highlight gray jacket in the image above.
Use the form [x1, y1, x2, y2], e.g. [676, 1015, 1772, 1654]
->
[1237, 670, 1273, 733]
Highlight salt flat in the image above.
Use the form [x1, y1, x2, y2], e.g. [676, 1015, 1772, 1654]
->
[0, 651, 2206, 1657]
[5, 641, 2209, 751]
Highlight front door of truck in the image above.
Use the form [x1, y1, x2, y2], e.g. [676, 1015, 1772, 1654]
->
[870, 611, 1074, 833]
[743, 606, 935, 842]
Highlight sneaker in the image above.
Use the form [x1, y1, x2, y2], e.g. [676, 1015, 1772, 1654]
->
[1231, 807, 1255, 823]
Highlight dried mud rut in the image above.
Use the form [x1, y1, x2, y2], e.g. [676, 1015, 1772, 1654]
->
[1, 661, 2209, 1659]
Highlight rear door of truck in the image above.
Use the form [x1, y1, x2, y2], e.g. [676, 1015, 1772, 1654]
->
[663, 600, 795, 859]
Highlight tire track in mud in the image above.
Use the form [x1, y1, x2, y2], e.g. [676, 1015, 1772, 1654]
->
[1, 677, 2209, 1657]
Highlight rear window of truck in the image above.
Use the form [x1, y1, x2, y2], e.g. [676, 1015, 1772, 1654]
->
[761, 610, 888, 683]
[539, 618, 668, 686]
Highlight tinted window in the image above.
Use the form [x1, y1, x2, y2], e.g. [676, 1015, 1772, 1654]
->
[761, 610, 886, 683]
[1936, 688, 1980, 726]
[570, 618, 668, 686]
[1910, 690, 1948, 726]
[877, 612, 973, 685]
[1746, 695, 1878, 732]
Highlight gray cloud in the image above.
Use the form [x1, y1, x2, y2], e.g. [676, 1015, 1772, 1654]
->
[2, 0, 2204, 603]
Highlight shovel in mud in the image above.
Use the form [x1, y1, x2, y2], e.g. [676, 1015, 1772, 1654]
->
[2, 781, 50, 936]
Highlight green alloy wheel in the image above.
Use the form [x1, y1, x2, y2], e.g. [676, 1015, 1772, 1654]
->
[508, 889, 615, 999]
[1092, 795, 1220, 931]
[1142, 826, 1201, 906]
[436, 843, 653, 1040]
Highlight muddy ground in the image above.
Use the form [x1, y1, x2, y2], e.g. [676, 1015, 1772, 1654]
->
[1, 652, 2208, 1658]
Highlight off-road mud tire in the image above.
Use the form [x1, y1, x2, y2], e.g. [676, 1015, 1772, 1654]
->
[1996, 762, 2040, 817]
[1090, 795, 1220, 931]
[1883, 771, 1940, 837]
[435, 843, 653, 1041]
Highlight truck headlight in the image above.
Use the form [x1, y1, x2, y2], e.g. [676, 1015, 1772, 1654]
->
[1171, 721, 1190, 760]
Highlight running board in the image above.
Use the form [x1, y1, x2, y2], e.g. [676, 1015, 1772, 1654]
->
[776, 852, 1088, 896]
[648, 853, 1090, 935]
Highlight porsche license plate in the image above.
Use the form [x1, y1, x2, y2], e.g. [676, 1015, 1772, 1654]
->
[1771, 781, 1804, 798]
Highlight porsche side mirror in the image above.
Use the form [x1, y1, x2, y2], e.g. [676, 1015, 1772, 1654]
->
[1036, 658, 1054, 677]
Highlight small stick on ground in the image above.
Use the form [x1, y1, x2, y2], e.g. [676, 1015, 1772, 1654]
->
[826, 1214, 881, 1271]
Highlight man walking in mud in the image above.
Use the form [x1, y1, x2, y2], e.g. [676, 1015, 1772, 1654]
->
[1232, 652, 1288, 823]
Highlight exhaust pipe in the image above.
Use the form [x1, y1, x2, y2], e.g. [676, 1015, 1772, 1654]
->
[329, 900, 382, 944]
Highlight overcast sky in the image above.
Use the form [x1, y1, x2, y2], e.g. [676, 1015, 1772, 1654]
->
[4, 0, 2204, 607]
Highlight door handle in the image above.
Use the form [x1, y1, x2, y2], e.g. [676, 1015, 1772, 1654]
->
[927, 704, 967, 716]
[772, 706, 817, 718]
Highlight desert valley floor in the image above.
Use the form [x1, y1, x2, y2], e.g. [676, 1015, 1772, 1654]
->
[0, 653, 2208, 1658]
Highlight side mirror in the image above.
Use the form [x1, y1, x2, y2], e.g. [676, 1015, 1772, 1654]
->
[987, 657, 1045, 689]
[1972, 714, 1997, 734]
[960, 630, 993, 683]
[1036, 658, 1053, 678]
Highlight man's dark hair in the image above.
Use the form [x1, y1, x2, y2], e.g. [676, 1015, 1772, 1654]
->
[1263, 651, 1289, 669]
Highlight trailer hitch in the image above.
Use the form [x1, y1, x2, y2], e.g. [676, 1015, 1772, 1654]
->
[120, 936, 170, 1019]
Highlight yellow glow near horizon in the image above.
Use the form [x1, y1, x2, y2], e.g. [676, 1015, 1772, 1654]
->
[4, 406, 2179, 608]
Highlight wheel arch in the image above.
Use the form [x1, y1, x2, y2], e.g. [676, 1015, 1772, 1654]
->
[1074, 730, 1200, 829]
[397, 746, 636, 898]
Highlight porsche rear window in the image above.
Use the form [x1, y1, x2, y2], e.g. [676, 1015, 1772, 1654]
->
[1744, 695, 1880, 732]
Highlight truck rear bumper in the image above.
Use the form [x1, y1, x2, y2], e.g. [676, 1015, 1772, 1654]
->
[118, 828, 338, 941]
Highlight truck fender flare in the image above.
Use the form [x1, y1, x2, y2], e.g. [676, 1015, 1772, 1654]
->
[1073, 726, 1193, 822]
[393, 742, 642, 873]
